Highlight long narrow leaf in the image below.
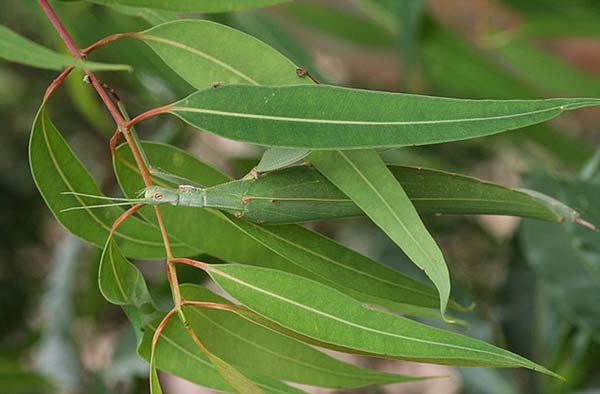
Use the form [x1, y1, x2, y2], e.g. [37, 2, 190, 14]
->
[170, 84, 600, 149]
[309, 150, 450, 316]
[206, 263, 560, 377]
[0, 24, 130, 71]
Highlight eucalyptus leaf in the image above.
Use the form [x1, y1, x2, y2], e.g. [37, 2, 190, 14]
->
[206, 263, 560, 377]
[99, 238, 162, 325]
[0, 24, 130, 71]
[134, 20, 306, 89]
[138, 313, 305, 393]
[170, 84, 600, 149]
[180, 284, 427, 388]
[28, 105, 196, 259]
[309, 150, 450, 317]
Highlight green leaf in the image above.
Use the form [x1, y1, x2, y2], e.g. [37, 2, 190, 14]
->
[99, 238, 162, 326]
[28, 105, 196, 259]
[206, 263, 560, 377]
[170, 84, 600, 149]
[309, 150, 450, 317]
[180, 284, 426, 388]
[520, 174, 600, 339]
[134, 20, 306, 89]
[0, 24, 130, 71]
[82, 0, 289, 12]
[255, 148, 310, 173]
[113, 142, 447, 312]
[139, 314, 305, 393]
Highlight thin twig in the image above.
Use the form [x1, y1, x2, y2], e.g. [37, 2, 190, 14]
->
[43, 66, 74, 102]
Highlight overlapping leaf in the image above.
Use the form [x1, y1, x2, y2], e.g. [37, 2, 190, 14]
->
[170, 84, 600, 149]
[134, 20, 306, 89]
[180, 285, 424, 388]
[309, 150, 450, 316]
[28, 105, 195, 258]
[205, 263, 560, 376]
[0, 24, 130, 71]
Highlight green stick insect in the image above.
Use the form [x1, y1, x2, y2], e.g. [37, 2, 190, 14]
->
[61, 163, 594, 227]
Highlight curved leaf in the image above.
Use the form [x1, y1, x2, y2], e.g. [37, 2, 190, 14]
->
[170, 84, 600, 149]
[0, 24, 130, 71]
[180, 284, 427, 388]
[309, 150, 450, 317]
[207, 263, 560, 378]
[28, 105, 195, 258]
[139, 314, 305, 394]
[135, 20, 306, 89]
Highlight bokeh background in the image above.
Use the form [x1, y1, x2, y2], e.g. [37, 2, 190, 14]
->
[1, 0, 600, 393]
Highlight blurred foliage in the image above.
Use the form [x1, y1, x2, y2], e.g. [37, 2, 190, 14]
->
[1, 0, 599, 392]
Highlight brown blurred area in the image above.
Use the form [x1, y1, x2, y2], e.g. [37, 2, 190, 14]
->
[1, 0, 599, 393]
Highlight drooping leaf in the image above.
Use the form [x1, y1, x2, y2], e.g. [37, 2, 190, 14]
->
[180, 284, 427, 388]
[113, 142, 447, 313]
[138, 313, 305, 393]
[80, 0, 289, 12]
[133, 20, 306, 89]
[99, 238, 162, 324]
[170, 84, 600, 149]
[205, 263, 560, 377]
[309, 150, 450, 317]
[0, 24, 130, 71]
[28, 105, 196, 259]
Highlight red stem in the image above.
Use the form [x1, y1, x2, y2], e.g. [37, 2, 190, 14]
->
[44, 66, 74, 101]
[37, 0, 82, 58]
[170, 257, 210, 271]
[126, 105, 173, 128]
[182, 301, 243, 313]
[109, 203, 143, 237]
[82, 32, 138, 55]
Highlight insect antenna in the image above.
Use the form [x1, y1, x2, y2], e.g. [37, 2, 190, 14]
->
[60, 202, 143, 212]
[61, 191, 147, 202]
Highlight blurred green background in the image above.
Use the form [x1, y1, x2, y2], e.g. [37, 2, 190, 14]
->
[1, 0, 599, 393]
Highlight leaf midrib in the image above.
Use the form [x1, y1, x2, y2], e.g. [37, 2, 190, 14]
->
[171, 104, 565, 126]
[141, 34, 260, 85]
